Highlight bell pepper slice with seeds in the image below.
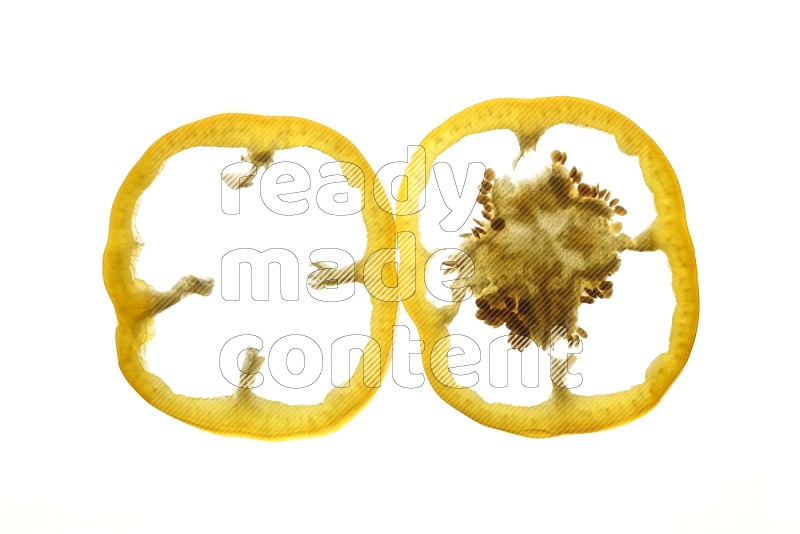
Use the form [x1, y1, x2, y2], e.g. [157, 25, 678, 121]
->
[397, 97, 699, 437]
[103, 114, 397, 440]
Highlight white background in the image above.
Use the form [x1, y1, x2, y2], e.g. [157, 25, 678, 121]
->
[2, 1, 798, 532]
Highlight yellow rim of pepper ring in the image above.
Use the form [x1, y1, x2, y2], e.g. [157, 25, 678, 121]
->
[103, 114, 397, 440]
[397, 97, 699, 438]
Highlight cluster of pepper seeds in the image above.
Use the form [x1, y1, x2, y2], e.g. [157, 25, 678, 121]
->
[444, 150, 628, 352]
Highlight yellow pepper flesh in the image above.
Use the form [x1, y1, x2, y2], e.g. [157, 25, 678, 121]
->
[397, 97, 699, 437]
[103, 114, 397, 440]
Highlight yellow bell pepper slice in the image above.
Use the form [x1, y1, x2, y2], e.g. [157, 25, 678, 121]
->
[397, 97, 699, 437]
[103, 114, 397, 440]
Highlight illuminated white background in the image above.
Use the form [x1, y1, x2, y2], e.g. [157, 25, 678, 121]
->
[1, 1, 797, 532]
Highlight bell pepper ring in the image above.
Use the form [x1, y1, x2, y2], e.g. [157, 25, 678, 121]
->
[397, 97, 699, 437]
[103, 114, 398, 440]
